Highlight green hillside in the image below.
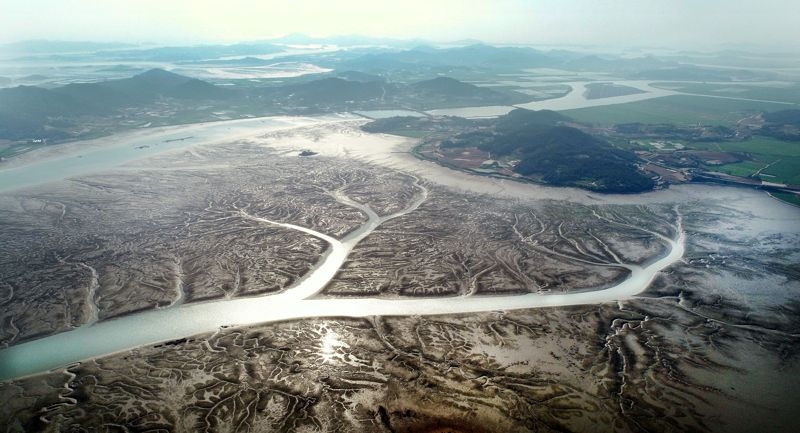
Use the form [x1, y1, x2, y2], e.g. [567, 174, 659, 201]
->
[432, 109, 655, 193]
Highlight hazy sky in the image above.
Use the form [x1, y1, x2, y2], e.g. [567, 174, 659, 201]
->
[2, 0, 799, 50]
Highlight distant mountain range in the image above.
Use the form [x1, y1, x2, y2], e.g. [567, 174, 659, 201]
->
[0, 69, 534, 141]
[258, 72, 532, 109]
[333, 43, 678, 75]
[4, 38, 775, 83]
[60, 68, 232, 104]
[2, 69, 231, 110]
[104, 43, 285, 62]
[342, 44, 553, 70]
[0, 69, 235, 140]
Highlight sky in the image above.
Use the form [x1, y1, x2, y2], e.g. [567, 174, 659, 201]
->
[2, 0, 799, 51]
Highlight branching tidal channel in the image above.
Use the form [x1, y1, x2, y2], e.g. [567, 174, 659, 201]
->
[0, 175, 685, 381]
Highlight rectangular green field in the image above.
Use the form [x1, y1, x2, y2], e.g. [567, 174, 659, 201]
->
[711, 160, 765, 178]
[760, 157, 800, 184]
[708, 157, 800, 185]
[689, 136, 800, 157]
[652, 82, 800, 105]
[688, 136, 800, 184]
[563, 95, 790, 126]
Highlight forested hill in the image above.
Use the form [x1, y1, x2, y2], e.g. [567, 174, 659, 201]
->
[0, 69, 533, 142]
[434, 109, 655, 193]
[0, 69, 234, 140]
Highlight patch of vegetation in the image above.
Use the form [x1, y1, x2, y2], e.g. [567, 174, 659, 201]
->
[508, 126, 654, 192]
[407, 77, 533, 109]
[255, 75, 534, 111]
[710, 160, 765, 178]
[687, 136, 800, 184]
[564, 95, 787, 126]
[770, 191, 800, 207]
[271, 77, 386, 104]
[759, 109, 800, 141]
[0, 69, 237, 141]
[763, 109, 800, 125]
[584, 82, 645, 99]
[758, 158, 800, 184]
[613, 122, 736, 142]
[630, 65, 764, 82]
[652, 82, 800, 105]
[409, 109, 655, 193]
[689, 136, 800, 157]
[495, 107, 571, 130]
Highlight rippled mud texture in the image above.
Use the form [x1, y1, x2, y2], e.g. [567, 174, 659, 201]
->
[1, 123, 798, 432]
[2, 291, 798, 433]
[2, 191, 796, 432]
[0, 134, 672, 345]
[325, 190, 671, 298]
[0, 140, 421, 345]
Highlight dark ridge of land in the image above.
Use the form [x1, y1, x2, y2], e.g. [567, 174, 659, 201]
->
[0, 69, 235, 141]
[0, 69, 533, 147]
[338, 44, 676, 74]
[630, 65, 765, 82]
[584, 82, 646, 100]
[760, 109, 800, 141]
[366, 108, 655, 194]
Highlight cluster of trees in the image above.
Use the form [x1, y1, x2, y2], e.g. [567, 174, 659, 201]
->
[613, 122, 736, 142]
[760, 109, 800, 141]
[0, 69, 231, 140]
[505, 126, 653, 192]
[445, 109, 655, 193]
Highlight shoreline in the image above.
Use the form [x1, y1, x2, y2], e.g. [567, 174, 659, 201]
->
[408, 135, 800, 207]
[0, 114, 359, 194]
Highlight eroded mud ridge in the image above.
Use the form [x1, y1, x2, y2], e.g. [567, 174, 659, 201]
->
[0, 142, 416, 345]
[1, 123, 799, 432]
[3, 294, 799, 433]
[325, 190, 673, 297]
[0, 137, 674, 347]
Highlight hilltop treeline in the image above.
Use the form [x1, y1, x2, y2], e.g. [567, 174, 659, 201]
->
[366, 109, 655, 193]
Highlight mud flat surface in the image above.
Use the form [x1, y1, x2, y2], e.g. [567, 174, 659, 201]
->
[1, 120, 799, 432]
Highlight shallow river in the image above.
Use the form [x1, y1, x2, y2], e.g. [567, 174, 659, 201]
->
[425, 80, 677, 118]
[0, 170, 684, 381]
[424, 79, 796, 118]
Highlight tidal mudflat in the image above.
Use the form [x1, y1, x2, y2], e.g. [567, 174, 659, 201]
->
[0, 120, 798, 432]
